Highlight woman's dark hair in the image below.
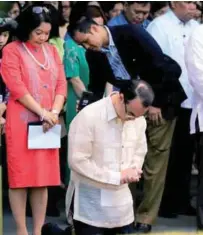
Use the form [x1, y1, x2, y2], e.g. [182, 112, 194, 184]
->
[43, 3, 60, 38]
[7, 1, 21, 12]
[100, 2, 124, 14]
[58, 1, 74, 26]
[15, 5, 52, 42]
[68, 1, 89, 28]
[86, 5, 107, 24]
[0, 18, 17, 56]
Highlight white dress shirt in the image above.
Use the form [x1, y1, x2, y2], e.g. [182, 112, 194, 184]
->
[147, 10, 198, 109]
[66, 95, 147, 228]
[185, 25, 203, 134]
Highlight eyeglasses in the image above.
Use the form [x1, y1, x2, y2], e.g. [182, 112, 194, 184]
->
[32, 6, 49, 14]
[142, 100, 150, 108]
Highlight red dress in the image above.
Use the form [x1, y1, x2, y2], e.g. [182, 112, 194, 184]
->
[1, 41, 67, 188]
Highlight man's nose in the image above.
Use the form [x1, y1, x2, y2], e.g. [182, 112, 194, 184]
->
[137, 13, 144, 19]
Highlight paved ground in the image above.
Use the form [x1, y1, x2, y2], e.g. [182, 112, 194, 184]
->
[3, 211, 197, 234]
[3, 176, 199, 234]
[3, 204, 197, 235]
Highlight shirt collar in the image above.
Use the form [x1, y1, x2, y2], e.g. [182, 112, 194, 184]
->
[101, 26, 115, 53]
[106, 93, 118, 122]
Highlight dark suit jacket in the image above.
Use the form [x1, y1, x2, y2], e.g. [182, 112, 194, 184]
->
[86, 24, 186, 120]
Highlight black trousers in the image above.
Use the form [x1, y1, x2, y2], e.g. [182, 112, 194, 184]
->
[195, 131, 203, 228]
[160, 108, 195, 213]
[73, 220, 134, 235]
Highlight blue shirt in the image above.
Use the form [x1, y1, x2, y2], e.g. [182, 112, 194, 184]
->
[107, 12, 150, 29]
[101, 27, 131, 90]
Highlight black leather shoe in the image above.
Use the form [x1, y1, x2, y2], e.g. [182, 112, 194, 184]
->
[135, 223, 152, 233]
[41, 223, 65, 235]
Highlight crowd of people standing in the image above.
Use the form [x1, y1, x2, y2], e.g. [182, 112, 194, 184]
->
[0, 1, 203, 235]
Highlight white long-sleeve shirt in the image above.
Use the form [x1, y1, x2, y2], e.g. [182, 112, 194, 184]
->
[66, 95, 147, 228]
[147, 10, 198, 109]
[185, 25, 203, 134]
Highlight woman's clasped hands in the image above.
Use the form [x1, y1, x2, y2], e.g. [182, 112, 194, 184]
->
[41, 109, 59, 133]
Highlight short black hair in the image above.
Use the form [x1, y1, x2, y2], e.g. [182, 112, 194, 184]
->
[127, 1, 151, 6]
[69, 17, 98, 38]
[120, 80, 154, 107]
[15, 5, 52, 42]
[100, 2, 124, 14]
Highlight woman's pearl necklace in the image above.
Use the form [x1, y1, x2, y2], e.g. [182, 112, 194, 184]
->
[22, 42, 50, 70]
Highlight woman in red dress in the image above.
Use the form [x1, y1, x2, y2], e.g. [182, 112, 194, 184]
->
[1, 6, 67, 235]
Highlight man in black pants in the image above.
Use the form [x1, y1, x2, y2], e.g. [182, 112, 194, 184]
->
[185, 24, 203, 230]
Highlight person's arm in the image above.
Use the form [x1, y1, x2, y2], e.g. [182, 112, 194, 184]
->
[69, 77, 86, 98]
[185, 27, 203, 99]
[64, 41, 86, 98]
[52, 46, 67, 114]
[68, 111, 121, 185]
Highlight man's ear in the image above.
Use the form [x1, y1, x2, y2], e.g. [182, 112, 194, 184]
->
[119, 93, 125, 103]
[90, 24, 99, 34]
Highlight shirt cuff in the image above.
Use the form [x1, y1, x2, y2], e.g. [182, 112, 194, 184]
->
[108, 171, 121, 185]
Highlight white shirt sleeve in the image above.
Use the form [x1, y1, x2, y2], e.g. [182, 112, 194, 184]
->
[185, 26, 203, 99]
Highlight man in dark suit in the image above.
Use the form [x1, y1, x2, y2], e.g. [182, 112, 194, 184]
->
[69, 18, 185, 233]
